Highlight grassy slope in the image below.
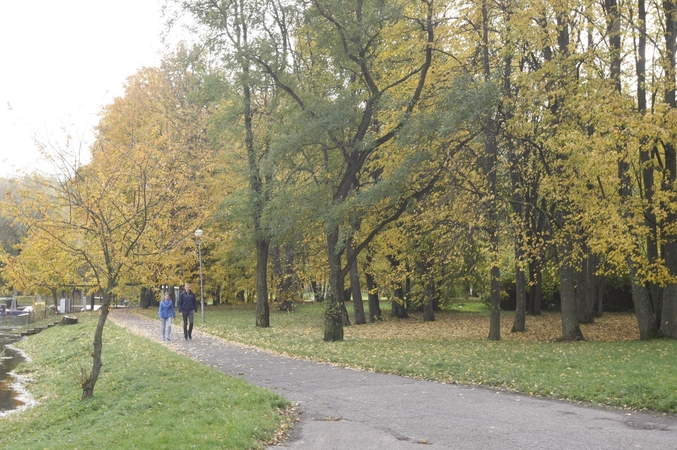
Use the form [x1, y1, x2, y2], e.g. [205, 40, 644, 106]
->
[0, 313, 288, 449]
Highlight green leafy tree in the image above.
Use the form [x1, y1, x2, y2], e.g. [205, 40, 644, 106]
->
[254, 0, 442, 341]
[171, 0, 302, 327]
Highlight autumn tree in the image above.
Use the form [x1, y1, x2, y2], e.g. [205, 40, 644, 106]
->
[488, 1, 602, 340]
[0, 228, 82, 308]
[4, 58, 210, 399]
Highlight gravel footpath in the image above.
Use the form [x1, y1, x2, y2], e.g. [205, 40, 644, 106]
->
[109, 308, 677, 450]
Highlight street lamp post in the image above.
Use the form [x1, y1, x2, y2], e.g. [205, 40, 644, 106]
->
[195, 229, 205, 323]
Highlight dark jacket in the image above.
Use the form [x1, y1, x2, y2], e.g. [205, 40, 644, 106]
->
[178, 290, 198, 312]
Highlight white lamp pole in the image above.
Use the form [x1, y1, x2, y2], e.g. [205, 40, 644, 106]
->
[195, 229, 205, 323]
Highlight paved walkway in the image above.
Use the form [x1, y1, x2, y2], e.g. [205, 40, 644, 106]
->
[109, 309, 677, 450]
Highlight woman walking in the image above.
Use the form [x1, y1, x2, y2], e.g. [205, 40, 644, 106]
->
[159, 293, 176, 341]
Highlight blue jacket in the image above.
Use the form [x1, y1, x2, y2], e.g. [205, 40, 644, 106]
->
[178, 290, 198, 312]
[158, 299, 176, 319]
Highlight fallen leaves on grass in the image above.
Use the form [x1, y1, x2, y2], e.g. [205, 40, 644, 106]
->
[343, 311, 639, 343]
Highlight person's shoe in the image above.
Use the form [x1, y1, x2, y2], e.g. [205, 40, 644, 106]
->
[167, 337, 171, 341]
[188, 333, 192, 339]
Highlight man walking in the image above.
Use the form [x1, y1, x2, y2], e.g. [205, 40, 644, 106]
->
[178, 283, 198, 339]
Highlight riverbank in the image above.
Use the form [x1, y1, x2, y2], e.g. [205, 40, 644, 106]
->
[0, 313, 288, 449]
[0, 335, 34, 418]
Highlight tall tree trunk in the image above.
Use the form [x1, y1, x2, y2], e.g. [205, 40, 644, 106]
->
[139, 287, 154, 309]
[605, 0, 657, 338]
[271, 245, 283, 309]
[282, 244, 295, 310]
[661, 0, 677, 337]
[311, 280, 325, 302]
[388, 255, 409, 319]
[419, 261, 435, 322]
[347, 238, 366, 324]
[529, 258, 543, 316]
[417, 260, 436, 322]
[635, 0, 663, 328]
[558, 241, 585, 341]
[488, 264, 501, 340]
[595, 276, 606, 317]
[481, 0, 501, 341]
[547, 12, 583, 341]
[272, 245, 282, 289]
[255, 238, 270, 327]
[627, 254, 657, 338]
[577, 253, 597, 324]
[324, 227, 344, 341]
[529, 202, 547, 317]
[366, 273, 381, 322]
[243, 68, 271, 327]
[404, 269, 412, 311]
[485, 124, 501, 340]
[423, 276, 435, 322]
[512, 240, 527, 331]
[391, 285, 409, 319]
[584, 254, 601, 320]
[631, 265, 659, 339]
[501, 4, 525, 334]
[365, 251, 382, 322]
[212, 285, 221, 306]
[340, 287, 351, 327]
[271, 245, 295, 311]
[645, 143, 663, 328]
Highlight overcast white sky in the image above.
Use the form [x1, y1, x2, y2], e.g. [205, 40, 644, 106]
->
[0, 1, 169, 178]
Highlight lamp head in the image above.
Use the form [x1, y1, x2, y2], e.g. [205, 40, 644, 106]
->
[194, 229, 203, 238]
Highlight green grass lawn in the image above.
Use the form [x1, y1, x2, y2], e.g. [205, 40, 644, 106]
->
[141, 301, 677, 414]
[0, 313, 288, 449]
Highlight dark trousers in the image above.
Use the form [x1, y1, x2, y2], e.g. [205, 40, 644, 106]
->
[181, 310, 194, 337]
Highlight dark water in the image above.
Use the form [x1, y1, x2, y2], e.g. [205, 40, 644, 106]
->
[0, 315, 30, 415]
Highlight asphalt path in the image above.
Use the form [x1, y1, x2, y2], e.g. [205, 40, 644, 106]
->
[109, 308, 677, 450]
